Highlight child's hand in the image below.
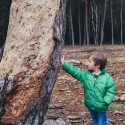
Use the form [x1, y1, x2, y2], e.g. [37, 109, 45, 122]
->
[61, 55, 65, 65]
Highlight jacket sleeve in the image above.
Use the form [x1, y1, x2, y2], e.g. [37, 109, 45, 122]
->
[62, 62, 86, 82]
[104, 76, 116, 105]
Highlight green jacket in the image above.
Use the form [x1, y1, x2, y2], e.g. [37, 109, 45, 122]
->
[62, 62, 116, 112]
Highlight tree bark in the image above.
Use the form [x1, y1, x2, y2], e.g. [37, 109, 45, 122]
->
[0, 0, 67, 125]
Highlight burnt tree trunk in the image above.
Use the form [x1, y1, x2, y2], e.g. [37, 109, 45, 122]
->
[0, 0, 67, 125]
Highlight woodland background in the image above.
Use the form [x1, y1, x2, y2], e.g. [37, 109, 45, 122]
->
[0, 0, 125, 47]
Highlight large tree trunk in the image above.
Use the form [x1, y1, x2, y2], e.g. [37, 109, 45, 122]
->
[0, 0, 67, 125]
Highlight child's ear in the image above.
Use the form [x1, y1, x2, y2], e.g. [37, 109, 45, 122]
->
[95, 64, 100, 68]
[97, 64, 100, 69]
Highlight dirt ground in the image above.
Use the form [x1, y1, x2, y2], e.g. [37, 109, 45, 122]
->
[46, 45, 125, 125]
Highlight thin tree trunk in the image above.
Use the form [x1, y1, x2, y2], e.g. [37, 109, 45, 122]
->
[84, 23, 86, 45]
[70, 27, 72, 45]
[70, 5, 75, 47]
[84, 2, 86, 45]
[88, 1, 92, 44]
[68, 5, 72, 45]
[85, 0, 89, 45]
[94, 0, 99, 45]
[120, 0, 123, 44]
[78, 0, 82, 45]
[111, 0, 114, 45]
[98, 0, 102, 43]
[0, 0, 67, 125]
[91, 0, 96, 45]
[100, 0, 108, 45]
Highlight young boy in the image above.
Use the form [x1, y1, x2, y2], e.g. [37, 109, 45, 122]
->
[61, 51, 116, 125]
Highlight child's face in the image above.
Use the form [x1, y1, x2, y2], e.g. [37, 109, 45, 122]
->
[87, 56, 97, 70]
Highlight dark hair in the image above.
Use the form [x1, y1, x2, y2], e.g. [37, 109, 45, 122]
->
[89, 51, 107, 71]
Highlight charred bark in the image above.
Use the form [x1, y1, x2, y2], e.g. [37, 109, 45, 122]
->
[0, 74, 18, 119]
[0, 0, 67, 125]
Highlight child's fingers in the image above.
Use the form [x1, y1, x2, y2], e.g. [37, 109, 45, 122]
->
[60, 55, 65, 65]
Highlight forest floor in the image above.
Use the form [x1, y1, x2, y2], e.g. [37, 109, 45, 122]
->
[46, 45, 125, 125]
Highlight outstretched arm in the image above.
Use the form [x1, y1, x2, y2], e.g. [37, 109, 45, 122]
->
[61, 55, 86, 82]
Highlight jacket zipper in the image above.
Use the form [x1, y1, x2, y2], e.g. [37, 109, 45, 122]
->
[92, 75, 98, 109]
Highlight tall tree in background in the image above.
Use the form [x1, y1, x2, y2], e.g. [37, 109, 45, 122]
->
[85, 0, 89, 45]
[69, 4, 75, 47]
[83, 1, 86, 45]
[120, 0, 123, 44]
[94, 0, 99, 45]
[78, 0, 82, 45]
[111, 0, 114, 45]
[91, 0, 97, 44]
[100, 0, 108, 45]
